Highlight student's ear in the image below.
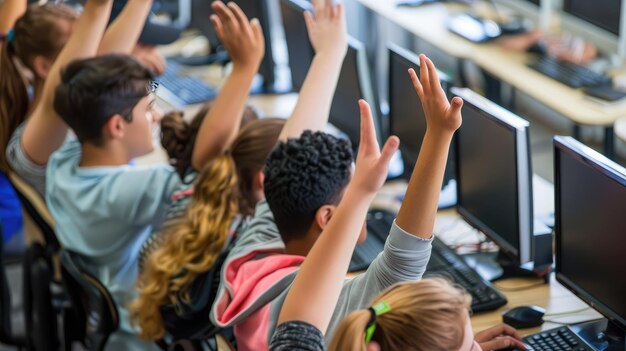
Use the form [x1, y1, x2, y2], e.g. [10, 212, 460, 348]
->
[252, 170, 265, 193]
[104, 115, 127, 141]
[32, 56, 53, 80]
[314, 204, 336, 231]
[366, 341, 381, 351]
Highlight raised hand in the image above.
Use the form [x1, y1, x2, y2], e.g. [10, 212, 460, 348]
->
[351, 100, 399, 195]
[304, 0, 347, 58]
[409, 54, 462, 135]
[210, 1, 265, 72]
[475, 324, 527, 351]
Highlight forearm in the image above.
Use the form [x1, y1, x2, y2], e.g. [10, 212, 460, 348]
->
[98, 0, 153, 55]
[396, 130, 454, 237]
[279, 51, 344, 141]
[278, 187, 374, 330]
[191, 67, 257, 170]
[22, 0, 113, 165]
[0, 0, 26, 34]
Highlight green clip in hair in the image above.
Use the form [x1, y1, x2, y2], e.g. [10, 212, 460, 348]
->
[364, 301, 391, 343]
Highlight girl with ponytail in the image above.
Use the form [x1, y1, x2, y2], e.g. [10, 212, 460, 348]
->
[132, 116, 285, 342]
[270, 60, 526, 351]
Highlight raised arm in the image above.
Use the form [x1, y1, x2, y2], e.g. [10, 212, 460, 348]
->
[97, 0, 153, 55]
[278, 0, 347, 141]
[277, 100, 399, 331]
[0, 0, 26, 34]
[21, 0, 114, 166]
[395, 55, 463, 238]
[190, 1, 264, 170]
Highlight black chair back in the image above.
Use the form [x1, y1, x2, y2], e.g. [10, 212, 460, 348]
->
[0, 221, 26, 348]
[60, 250, 118, 351]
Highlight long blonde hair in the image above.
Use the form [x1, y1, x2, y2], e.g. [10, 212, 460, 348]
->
[131, 118, 285, 340]
[329, 278, 471, 351]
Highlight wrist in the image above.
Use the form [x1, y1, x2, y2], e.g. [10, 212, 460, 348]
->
[345, 182, 378, 203]
[231, 62, 259, 77]
[425, 127, 456, 141]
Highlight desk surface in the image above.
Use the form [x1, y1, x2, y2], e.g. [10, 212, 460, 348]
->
[354, 0, 626, 126]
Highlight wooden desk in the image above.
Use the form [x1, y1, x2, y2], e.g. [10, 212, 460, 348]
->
[351, 0, 626, 157]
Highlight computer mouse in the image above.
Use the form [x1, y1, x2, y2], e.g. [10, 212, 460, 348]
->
[502, 305, 545, 329]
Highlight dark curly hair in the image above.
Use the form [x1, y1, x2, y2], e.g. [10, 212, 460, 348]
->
[264, 131, 353, 243]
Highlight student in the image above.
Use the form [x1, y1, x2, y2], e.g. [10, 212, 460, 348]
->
[45, 1, 264, 349]
[131, 117, 285, 343]
[1, 0, 155, 198]
[269, 71, 525, 350]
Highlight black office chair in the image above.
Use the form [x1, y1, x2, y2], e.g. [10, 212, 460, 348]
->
[22, 243, 59, 351]
[60, 250, 118, 351]
[0, 222, 26, 350]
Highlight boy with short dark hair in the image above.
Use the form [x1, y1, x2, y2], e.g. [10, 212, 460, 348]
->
[46, 2, 265, 348]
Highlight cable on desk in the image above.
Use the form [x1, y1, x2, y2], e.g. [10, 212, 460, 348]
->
[493, 280, 546, 291]
[544, 307, 591, 317]
[543, 317, 603, 326]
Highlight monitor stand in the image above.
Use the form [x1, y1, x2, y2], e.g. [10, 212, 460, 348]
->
[571, 319, 626, 351]
[461, 221, 553, 282]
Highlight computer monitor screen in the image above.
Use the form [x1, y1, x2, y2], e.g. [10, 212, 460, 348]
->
[388, 45, 452, 180]
[554, 136, 626, 331]
[562, 0, 621, 35]
[328, 38, 380, 150]
[280, 0, 314, 91]
[452, 87, 533, 263]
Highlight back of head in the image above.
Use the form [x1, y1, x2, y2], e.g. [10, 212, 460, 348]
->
[264, 131, 353, 243]
[231, 117, 285, 216]
[0, 3, 77, 172]
[160, 103, 260, 178]
[53, 54, 154, 146]
[329, 278, 470, 351]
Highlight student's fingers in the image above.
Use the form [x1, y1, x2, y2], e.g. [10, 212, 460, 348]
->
[210, 15, 225, 41]
[499, 324, 524, 340]
[419, 54, 431, 95]
[227, 2, 253, 38]
[335, 2, 343, 21]
[378, 136, 400, 168]
[448, 96, 463, 117]
[313, 0, 323, 18]
[358, 99, 379, 155]
[476, 324, 519, 342]
[408, 68, 424, 100]
[212, 2, 238, 33]
[324, 0, 333, 18]
[480, 336, 528, 351]
[425, 57, 442, 94]
[250, 18, 263, 44]
[304, 10, 315, 32]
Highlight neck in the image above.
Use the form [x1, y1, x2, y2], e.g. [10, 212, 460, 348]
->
[26, 79, 45, 117]
[80, 142, 131, 167]
[284, 229, 320, 257]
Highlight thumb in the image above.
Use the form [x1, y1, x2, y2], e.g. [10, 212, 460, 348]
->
[448, 96, 463, 116]
[378, 136, 399, 168]
[304, 10, 315, 31]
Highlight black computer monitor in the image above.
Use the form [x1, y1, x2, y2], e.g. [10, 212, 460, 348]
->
[562, 0, 621, 36]
[280, 0, 314, 91]
[188, 0, 277, 91]
[329, 38, 381, 150]
[554, 136, 626, 347]
[452, 87, 534, 266]
[388, 44, 454, 181]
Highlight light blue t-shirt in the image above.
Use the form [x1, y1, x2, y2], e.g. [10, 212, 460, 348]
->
[46, 140, 183, 350]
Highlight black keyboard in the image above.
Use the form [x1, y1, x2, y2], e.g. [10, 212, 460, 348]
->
[528, 56, 611, 89]
[350, 209, 508, 313]
[508, 326, 594, 351]
[157, 60, 217, 107]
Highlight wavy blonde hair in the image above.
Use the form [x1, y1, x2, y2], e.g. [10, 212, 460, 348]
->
[131, 118, 285, 340]
[329, 278, 471, 351]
